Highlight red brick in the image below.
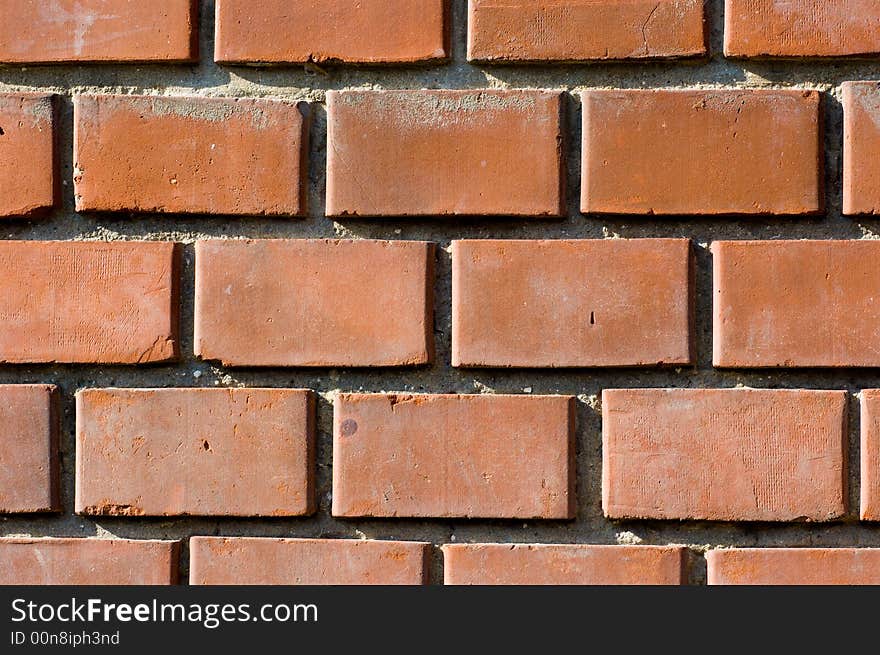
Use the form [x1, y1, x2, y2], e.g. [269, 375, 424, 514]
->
[0, 385, 59, 513]
[843, 82, 880, 215]
[73, 95, 309, 216]
[602, 388, 847, 522]
[215, 0, 447, 64]
[707, 548, 880, 585]
[452, 238, 693, 368]
[724, 0, 880, 58]
[0, 241, 179, 364]
[713, 240, 880, 368]
[0, 93, 57, 217]
[581, 89, 822, 215]
[326, 90, 563, 217]
[443, 544, 685, 585]
[190, 537, 429, 585]
[333, 393, 575, 519]
[195, 239, 434, 367]
[860, 390, 880, 521]
[75, 388, 314, 517]
[468, 0, 705, 62]
[0, 538, 179, 585]
[0, 0, 197, 64]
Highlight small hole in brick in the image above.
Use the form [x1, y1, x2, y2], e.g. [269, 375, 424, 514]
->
[202, 440, 210, 451]
[590, 311, 595, 325]
[0, 127, 4, 135]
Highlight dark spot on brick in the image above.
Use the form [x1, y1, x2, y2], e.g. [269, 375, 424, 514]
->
[340, 418, 358, 437]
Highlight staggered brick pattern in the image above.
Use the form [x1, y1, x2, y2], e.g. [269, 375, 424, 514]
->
[5, 0, 880, 586]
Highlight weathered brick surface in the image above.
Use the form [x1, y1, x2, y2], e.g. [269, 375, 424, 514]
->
[326, 90, 564, 217]
[0, 0, 198, 64]
[190, 537, 429, 585]
[0, 93, 56, 217]
[74, 95, 309, 216]
[861, 390, 880, 521]
[581, 89, 822, 215]
[713, 240, 880, 368]
[0, 385, 59, 513]
[443, 544, 686, 585]
[0, 538, 179, 585]
[215, 0, 447, 64]
[468, 0, 706, 62]
[75, 388, 315, 517]
[602, 389, 847, 522]
[332, 394, 575, 519]
[195, 239, 434, 367]
[842, 82, 880, 215]
[0, 241, 179, 364]
[724, 0, 880, 58]
[707, 548, 880, 585]
[452, 238, 693, 368]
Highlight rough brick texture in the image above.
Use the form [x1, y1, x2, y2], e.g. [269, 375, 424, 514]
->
[602, 389, 847, 522]
[581, 89, 822, 215]
[842, 82, 880, 215]
[0, 385, 59, 513]
[190, 537, 429, 585]
[724, 0, 880, 58]
[75, 388, 315, 517]
[861, 390, 880, 521]
[215, 0, 447, 64]
[0, 93, 56, 217]
[195, 239, 434, 367]
[0, 538, 179, 585]
[713, 240, 880, 368]
[452, 238, 693, 368]
[443, 544, 686, 585]
[326, 89, 564, 217]
[0, 0, 198, 64]
[468, 0, 706, 62]
[332, 393, 575, 519]
[74, 95, 309, 216]
[707, 548, 880, 585]
[0, 241, 179, 364]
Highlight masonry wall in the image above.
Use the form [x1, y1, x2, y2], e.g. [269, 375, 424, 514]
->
[2, 0, 880, 585]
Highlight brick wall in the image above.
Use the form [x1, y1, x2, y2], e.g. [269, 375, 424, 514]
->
[2, 0, 880, 585]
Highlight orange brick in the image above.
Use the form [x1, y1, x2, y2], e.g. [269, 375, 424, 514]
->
[215, 0, 447, 64]
[0, 538, 179, 585]
[724, 0, 880, 58]
[443, 544, 685, 585]
[468, 0, 705, 62]
[190, 537, 429, 585]
[581, 89, 822, 215]
[0, 93, 57, 217]
[452, 239, 693, 368]
[0, 241, 179, 364]
[0, 0, 197, 64]
[76, 388, 315, 517]
[713, 240, 880, 368]
[74, 95, 309, 216]
[708, 548, 880, 585]
[195, 239, 434, 367]
[333, 393, 575, 519]
[326, 90, 564, 217]
[860, 390, 880, 521]
[843, 82, 880, 215]
[602, 388, 847, 522]
[0, 385, 59, 513]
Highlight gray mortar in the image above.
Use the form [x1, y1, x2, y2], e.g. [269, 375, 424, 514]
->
[2, 0, 880, 585]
